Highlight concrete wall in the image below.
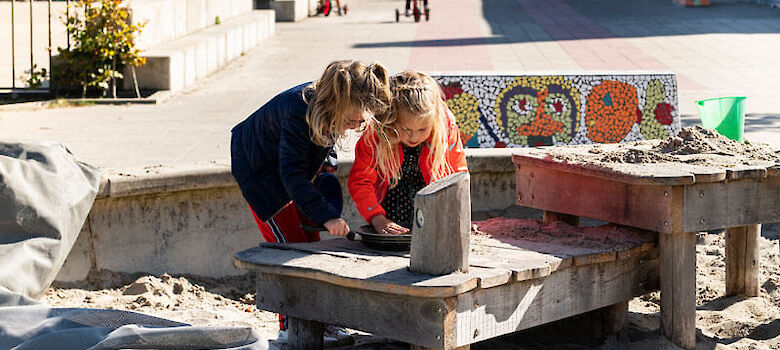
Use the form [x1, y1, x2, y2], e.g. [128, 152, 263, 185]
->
[56, 150, 517, 282]
[126, 0, 254, 50]
[124, 10, 275, 91]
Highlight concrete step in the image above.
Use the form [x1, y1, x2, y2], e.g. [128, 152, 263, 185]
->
[125, 10, 275, 92]
[128, 0, 254, 51]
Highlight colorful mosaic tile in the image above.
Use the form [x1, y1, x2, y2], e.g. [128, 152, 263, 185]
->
[434, 74, 680, 148]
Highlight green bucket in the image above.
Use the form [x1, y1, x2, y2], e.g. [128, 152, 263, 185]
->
[695, 96, 746, 142]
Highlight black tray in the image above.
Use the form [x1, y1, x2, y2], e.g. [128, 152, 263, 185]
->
[355, 225, 411, 251]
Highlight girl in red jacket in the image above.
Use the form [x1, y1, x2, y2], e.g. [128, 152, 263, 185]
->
[349, 70, 468, 235]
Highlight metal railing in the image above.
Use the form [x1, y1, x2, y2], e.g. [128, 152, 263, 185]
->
[4, 0, 67, 93]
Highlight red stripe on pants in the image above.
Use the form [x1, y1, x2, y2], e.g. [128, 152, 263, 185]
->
[250, 203, 321, 244]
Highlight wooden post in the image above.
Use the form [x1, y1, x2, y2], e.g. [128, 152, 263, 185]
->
[725, 224, 760, 297]
[659, 231, 696, 350]
[288, 317, 324, 349]
[411, 172, 471, 275]
[599, 301, 628, 334]
[543, 211, 580, 226]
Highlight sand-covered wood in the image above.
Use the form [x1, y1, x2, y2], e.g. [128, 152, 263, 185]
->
[235, 219, 657, 299]
[512, 126, 780, 186]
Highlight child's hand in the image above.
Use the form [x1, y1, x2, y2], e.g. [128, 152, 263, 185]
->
[324, 218, 350, 236]
[370, 215, 409, 235]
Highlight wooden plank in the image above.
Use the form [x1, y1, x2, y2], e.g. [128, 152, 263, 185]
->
[682, 176, 780, 232]
[573, 251, 617, 266]
[255, 273, 453, 349]
[469, 254, 555, 282]
[471, 222, 655, 278]
[512, 145, 749, 185]
[768, 163, 780, 177]
[454, 253, 659, 347]
[659, 231, 696, 350]
[235, 245, 513, 298]
[412, 172, 471, 275]
[725, 225, 760, 297]
[600, 301, 628, 334]
[727, 165, 769, 180]
[262, 238, 409, 258]
[288, 317, 324, 349]
[515, 164, 675, 233]
[543, 211, 580, 226]
[513, 153, 695, 186]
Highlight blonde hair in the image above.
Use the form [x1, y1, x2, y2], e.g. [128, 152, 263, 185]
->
[370, 70, 452, 187]
[305, 60, 391, 147]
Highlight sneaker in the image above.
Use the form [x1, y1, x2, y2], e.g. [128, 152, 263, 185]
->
[337, 6, 342, 15]
[404, 9, 409, 16]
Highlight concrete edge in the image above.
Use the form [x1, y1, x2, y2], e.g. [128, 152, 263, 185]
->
[96, 148, 519, 199]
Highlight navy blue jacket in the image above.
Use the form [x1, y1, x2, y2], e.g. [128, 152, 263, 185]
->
[230, 83, 340, 225]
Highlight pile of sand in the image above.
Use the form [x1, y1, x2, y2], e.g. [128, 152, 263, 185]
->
[550, 126, 780, 169]
[45, 271, 277, 331]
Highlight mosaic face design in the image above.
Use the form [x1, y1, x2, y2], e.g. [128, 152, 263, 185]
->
[441, 82, 481, 147]
[495, 77, 579, 146]
[434, 74, 680, 148]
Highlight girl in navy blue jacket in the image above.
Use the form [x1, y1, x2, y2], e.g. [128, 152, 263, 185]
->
[231, 60, 391, 243]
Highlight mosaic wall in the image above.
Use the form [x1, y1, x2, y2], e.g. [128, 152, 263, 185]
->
[434, 74, 680, 148]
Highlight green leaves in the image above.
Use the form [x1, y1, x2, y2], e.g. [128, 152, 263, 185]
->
[57, 0, 146, 97]
[22, 64, 49, 90]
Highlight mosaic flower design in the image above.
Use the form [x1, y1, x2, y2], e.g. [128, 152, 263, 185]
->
[639, 79, 674, 140]
[441, 82, 481, 146]
[494, 77, 580, 146]
[585, 80, 639, 143]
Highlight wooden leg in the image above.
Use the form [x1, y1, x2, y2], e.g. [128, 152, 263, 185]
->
[542, 211, 580, 226]
[288, 317, 324, 349]
[410, 346, 470, 350]
[725, 225, 760, 297]
[600, 301, 628, 334]
[660, 231, 696, 350]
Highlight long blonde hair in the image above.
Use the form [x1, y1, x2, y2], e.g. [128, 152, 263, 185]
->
[305, 60, 391, 147]
[370, 70, 452, 187]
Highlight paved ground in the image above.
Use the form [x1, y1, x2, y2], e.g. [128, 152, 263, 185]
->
[0, 0, 778, 174]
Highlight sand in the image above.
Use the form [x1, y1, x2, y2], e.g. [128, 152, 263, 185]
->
[45, 271, 279, 333]
[540, 126, 780, 175]
[43, 221, 780, 350]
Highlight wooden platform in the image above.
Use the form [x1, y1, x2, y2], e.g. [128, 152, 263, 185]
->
[512, 144, 780, 350]
[235, 222, 659, 349]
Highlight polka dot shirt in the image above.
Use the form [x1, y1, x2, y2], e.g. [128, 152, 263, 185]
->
[382, 145, 426, 229]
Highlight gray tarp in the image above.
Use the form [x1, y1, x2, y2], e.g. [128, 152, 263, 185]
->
[0, 141, 266, 349]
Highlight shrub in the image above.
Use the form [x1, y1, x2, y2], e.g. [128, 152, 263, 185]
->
[57, 0, 146, 98]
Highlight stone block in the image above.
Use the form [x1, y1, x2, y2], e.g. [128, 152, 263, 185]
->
[270, 0, 308, 22]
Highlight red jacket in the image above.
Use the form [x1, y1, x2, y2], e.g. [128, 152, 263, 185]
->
[348, 106, 468, 224]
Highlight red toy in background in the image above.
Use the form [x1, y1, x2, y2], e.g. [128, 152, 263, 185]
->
[396, 0, 429, 22]
[318, 0, 348, 16]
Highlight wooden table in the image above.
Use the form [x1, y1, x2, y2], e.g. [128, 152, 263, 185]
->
[234, 222, 659, 349]
[512, 145, 780, 350]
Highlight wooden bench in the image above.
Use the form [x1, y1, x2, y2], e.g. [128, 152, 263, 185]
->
[234, 173, 661, 349]
[512, 144, 780, 349]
